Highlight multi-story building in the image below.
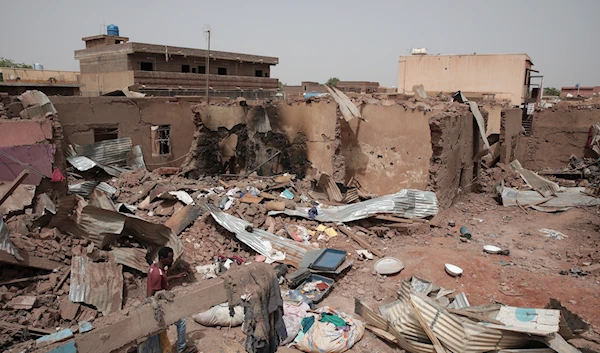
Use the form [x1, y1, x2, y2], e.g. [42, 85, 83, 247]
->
[398, 53, 540, 106]
[336, 81, 380, 94]
[75, 33, 279, 98]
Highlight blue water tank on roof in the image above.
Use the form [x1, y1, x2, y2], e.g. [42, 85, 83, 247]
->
[107, 24, 119, 36]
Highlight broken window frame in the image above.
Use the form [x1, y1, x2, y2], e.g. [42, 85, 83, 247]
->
[181, 65, 190, 73]
[93, 127, 119, 142]
[198, 66, 206, 74]
[218, 67, 227, 76]
[255, 70, 263, 78]
[151, 125, 171, 157]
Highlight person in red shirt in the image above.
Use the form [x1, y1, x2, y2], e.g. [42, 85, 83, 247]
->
[145, 247, 193, 353]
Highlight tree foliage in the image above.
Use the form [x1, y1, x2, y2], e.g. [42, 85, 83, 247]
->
[325, 77, 340, 87]
[0, 57, 32, 69]
[543, 87, 560, 96]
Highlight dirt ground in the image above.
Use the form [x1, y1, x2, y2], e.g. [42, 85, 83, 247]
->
[163, 192, 600, 352]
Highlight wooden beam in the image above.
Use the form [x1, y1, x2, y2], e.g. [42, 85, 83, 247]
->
[409, 298, 447, 353]
[54, 269, 71, 293]
[69, 279, 226, 353]
[0, 170, 29, 206]
[0, 321, 54, 336]
[338, 226, 384, 258]
[0, 274, 50, 286]
[0, 251, 64, 271]
[375, 215, 429, 224]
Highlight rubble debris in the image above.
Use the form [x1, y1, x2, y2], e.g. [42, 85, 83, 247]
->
[271, 189, 438, 222]
[0, 250, 64, 270]
[338, 226, 384, 257]
[509, 160, 560, 197]
[539, 228, 568, 240]
[588, 123, 600, 155]
[499, 186, 600, 211]
[69, 253, 124, 315]
[36, 328, 74, 347]
[110, 247, 148, 273]
[164, 204, 203, 236]
[7, 295, 36, 310]
[318, 172, 343, 202]
[0, 218, 23, 261]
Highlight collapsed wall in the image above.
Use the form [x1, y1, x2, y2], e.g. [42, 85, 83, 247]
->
[50, 96, 201, 169]
[181, 99, 478, 208]
[515, 102, 600, 170]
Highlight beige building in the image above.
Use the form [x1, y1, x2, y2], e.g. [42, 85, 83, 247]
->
[0, 68, 80, 96]
[398, 53, 537, 106]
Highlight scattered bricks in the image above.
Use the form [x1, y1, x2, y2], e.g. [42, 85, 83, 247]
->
[36, 282, 53, 294]
[153, 167, 180, 176]
[76, 306, 97, 323]
[59, 301, 81, 321]
[7, 296, 37, 310]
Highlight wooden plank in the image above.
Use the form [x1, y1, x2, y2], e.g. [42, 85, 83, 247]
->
[132, 181, 157, 203]
[0, 274, 50, 286]
[54, 269, 71, 293]
[338, 226, 384, 258]
[0, 251, 64, 271]
[409, 297, 447, 353]
[239, 194, 263, 204]
[0, 170, 29, 206]
[70, 279, 226, 353]
[374, 215, 413, 224]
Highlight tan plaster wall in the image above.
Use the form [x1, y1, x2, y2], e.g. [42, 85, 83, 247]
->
[79, 71, 134, 97]
[484, 104, 503, 136]
[341, 105, 433, 195]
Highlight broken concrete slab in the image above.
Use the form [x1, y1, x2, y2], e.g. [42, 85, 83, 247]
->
[59, 300, 80, 321]
[0, 183, 35, 214]
[7, 295, 37, 310]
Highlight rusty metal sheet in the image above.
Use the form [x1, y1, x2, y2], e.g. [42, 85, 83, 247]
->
[18, 90, 52, 108]
[76, 137, 132, 166]
[110, 248, 148, 273]
[0, 184, 35, 214]
[69, 255, 123, 315]
[318, 173, 343, 202]
[88, 188, 117, 211]
[0, 218, 23, 261]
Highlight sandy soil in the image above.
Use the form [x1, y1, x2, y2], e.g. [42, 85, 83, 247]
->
[166, 192, 600, 352]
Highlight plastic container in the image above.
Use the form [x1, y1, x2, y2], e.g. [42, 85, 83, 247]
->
[107, 24, 119, 36]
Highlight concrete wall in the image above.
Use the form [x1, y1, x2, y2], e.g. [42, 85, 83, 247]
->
[398, 54, 530, 106]
[499, 109, 523, 164]
[515, 105, 600, 170]
[0, 118, 56, 185]
[0, 68, 79, 84]
[50, 96, 200, 168]
[79, 71, 134, 96]
[340, 105, 432, 195]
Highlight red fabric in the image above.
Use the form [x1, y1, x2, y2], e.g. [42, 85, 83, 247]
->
[51, 168, 65, 183]
[147, 263, 169, 292]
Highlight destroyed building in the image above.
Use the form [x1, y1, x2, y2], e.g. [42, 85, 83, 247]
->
[1, 87, 599, 353]
[75, 29, 279, 98]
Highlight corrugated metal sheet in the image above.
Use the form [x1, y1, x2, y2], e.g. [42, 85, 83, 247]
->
[0, 219, 23, 261]
[75, 137, 132, 166]
[270, 189, 438, 222]
[69, 255, 123, 315]
[501, 186, 600, 209]
[67, 156, 96, 172]
[111, 247, 148, 273]
[51, 195, 183, 262]
[448, 292, 470, 309]
[127, 145, 146, 169]
[20, 102, 57, 119]
[17, 90, 52, 108]
[69, 181, 116, 197]
[206, 204, 315, 267]
[88, 188, 117, 211]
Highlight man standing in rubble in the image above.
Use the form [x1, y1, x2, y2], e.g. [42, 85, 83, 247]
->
[144, 246, 193, 353]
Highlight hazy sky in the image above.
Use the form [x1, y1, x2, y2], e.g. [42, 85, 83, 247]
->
[1, 0, 597, 88]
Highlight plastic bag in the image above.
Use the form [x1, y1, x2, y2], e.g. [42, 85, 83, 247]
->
[294, 306, 364, 353]
[192, 303, 244, 327]
[281, 302, 310, 345]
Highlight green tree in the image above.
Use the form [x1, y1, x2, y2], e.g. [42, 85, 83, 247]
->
[277, 82, 286, 91]
[0, 57, 32, 69]
[543, 87, 560, 96]
[325, 77, 340, 87]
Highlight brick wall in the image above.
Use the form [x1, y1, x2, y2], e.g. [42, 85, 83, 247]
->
[133, 71, 278, 90]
